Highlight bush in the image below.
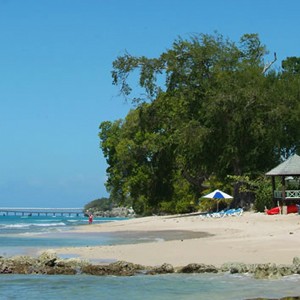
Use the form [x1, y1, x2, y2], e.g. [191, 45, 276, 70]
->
[132, 196, 153, 216]
[84, 197, 112, 213]
[175, 199, 196, 214]
[198, 197, 231, 212]
[159, 201, 176, 214]
[253, 178, 273, 212]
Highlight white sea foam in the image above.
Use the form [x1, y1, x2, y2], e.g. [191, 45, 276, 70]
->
[2, 223, 31, 228]
[281, 274, 300, 282]
[19, 231, 45, 236]
[33, 222, 66, 227]
[1, 222, 66, 229]
[154, 238, 165, 242]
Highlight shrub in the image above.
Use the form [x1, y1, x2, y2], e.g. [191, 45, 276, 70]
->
[84, 197, 112, 213]
[253, 177, 273, 212]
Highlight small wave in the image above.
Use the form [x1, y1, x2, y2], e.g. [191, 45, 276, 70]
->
[35, 219, 66, 223]
[2, 224, 31, 229]
[33, 222, 66, 227]
[154, 238, 165, 242]
[281, 274, 300, 282]
[2, 222, 66, 229]
[19, 231, 45, 236]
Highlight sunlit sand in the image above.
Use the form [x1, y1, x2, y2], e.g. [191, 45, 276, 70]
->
[48, 212, 300, 267]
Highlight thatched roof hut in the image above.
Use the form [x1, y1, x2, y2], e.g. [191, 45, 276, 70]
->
[266, 154, 300, 207]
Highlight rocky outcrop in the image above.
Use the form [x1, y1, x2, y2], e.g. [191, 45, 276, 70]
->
[2, 253, 300, 279]
[178, 263, 218, 273]
[220, 262, 251, 274]
[82, 261, 145, 276]
[89, 207, 136, 218]
[253, 263, 295, 279]
[147, 263, 174, 275]
[0, 252, 90, 275]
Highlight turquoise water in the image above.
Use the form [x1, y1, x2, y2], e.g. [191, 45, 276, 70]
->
[0, 215, 207, 256]
[0, 215, 129, 256]
[1, 215, 300, 299]
[1, 273, 300, 300]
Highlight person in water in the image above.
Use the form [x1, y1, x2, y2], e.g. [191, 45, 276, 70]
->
[88, 213, 93, 224]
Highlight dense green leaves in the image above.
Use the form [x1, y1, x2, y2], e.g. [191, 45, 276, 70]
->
[99, 32, 300, 215]
[84, 197, 112, 213]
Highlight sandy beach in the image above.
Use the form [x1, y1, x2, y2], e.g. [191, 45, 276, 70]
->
[50, 212, 300, 267]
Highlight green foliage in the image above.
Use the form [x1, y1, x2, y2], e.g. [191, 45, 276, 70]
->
[99, 32, 300, 215]
[227, 175, 273, 212]
[175, 199, 196, 214]
[197, 175, 233, 212]
[198, 198, 213, 212]
[201, 175, 233, 194]
[254, 178, 273, 212]
[198, 197, 232, 213]
[282, 57, 300, 75]
[159, 200, 176, 214]
[84, 197, 112, 213]
[131, 195, 149, 216]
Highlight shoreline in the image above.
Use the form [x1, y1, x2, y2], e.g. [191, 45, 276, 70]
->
[44, 212, 300, 268]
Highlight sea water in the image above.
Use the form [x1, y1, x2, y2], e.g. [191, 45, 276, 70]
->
[1, 215, 300, 300]
[0, 215, 130, 256]
[1, 273, 300, 300]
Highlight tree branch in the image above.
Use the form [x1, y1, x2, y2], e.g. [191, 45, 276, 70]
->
[262, 52, 277, 74]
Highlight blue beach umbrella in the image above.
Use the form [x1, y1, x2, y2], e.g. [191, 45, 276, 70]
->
[203, 189, 233, 212]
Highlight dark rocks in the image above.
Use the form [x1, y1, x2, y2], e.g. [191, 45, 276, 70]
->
[0, 256, 37, 274]
[38, 251, 57, 267]
[293, 256, 300, 265]
[253, 263, 294, 279]
[147, 263, 174, 275]
[2, 252, 300, 279]
[154, 263, 174, 274]
[220, 262, 250, 274]
[178, 263, 218, 273]
[82, 261, 145, 276]
[0, 253, 89, 275]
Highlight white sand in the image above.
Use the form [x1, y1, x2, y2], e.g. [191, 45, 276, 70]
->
[50, 212, 300, 267]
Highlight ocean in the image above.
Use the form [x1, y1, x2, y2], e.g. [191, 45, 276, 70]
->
[1, 215, 300, 300]
[0, 214, 130, 256]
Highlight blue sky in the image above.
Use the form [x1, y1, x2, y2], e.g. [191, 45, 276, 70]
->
[1, 0, 300, 208]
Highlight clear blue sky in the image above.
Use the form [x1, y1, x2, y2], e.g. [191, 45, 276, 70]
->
[1, 0, 299, 208]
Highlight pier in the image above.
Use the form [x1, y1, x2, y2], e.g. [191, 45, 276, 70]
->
[0, 207, 84, 217]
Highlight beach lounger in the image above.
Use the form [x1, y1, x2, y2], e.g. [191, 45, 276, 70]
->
[222, 208, 243, 217]
[199, 208, 243, 218]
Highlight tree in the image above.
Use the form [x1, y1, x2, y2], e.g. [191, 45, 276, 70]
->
[84, 197, 112, 213]
[278, 57, 300, 158]
[100, 33, 300, 214]
[282, 56, 300, 75]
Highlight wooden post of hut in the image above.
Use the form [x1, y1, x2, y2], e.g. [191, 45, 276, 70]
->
[281, 176, 287, 214]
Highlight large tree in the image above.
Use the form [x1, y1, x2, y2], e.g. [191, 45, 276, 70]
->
[100, 33, 300, 214]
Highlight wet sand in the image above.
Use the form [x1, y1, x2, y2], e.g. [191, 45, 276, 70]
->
[46, 212, 300, 267]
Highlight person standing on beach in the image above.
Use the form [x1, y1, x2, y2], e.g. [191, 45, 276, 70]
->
[88, 213, 93, 224]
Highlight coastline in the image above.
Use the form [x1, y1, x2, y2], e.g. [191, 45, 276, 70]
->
[45, 212, 300, 267]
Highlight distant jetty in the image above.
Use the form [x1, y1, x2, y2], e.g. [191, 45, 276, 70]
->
[0, 207, 84, 217]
